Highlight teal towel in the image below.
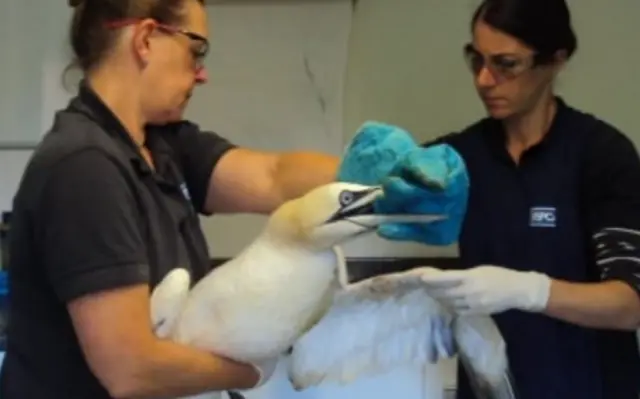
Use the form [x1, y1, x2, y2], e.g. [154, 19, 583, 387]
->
[337, 121, 469, 246]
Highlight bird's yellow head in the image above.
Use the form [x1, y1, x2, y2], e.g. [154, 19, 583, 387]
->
[267, 182, 437, 250]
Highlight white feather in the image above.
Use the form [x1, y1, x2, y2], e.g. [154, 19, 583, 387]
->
[287, 267, 455, 389]
[172, 237, 340, 361]
[150, 268, 191, 339]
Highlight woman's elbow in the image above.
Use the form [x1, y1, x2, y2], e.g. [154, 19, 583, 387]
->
[622, 308, 640, 330]
[620, 284, 640, 330]
[90, 343, 155, 399]
[611, 291, 640, 330]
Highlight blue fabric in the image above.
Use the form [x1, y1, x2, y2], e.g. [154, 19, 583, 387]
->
[337, 121, 469, 246]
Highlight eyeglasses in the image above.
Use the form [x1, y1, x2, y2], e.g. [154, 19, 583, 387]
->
[155, 23, 209, 69]
[463, 43, 539, 83]
[105, 19, 210, 70]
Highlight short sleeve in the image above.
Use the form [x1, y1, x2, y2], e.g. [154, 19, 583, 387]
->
[37, 149, 150, 303]
[164, 121, 237, 214]
[583, 125, 640, 294]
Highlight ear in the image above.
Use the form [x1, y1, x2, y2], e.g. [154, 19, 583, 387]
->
[551, 49, 568, 72]
[554, 49, 569, 63]
[131, 18, 157, 67]
[540, 49, 567, 81]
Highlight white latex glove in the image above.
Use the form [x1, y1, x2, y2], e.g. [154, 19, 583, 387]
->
[419, 265, 552, 315]
[250, 357, 279, 388]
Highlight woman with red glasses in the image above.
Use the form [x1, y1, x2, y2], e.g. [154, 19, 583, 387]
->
[415, 0, 640, 398]
[0, 0, 345, 398]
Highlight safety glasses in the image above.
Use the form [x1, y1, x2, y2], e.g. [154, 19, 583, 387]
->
[463, 43, 539, 83]
[106, 19, 210, 71]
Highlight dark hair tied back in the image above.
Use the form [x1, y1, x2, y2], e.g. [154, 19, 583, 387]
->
[472, 0, 578, 63]
[66, 0, 203, 73]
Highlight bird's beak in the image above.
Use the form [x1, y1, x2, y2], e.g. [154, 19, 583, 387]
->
[328, 186, 447, 230]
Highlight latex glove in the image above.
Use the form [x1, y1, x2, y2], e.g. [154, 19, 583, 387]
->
[419, 265, 552, 315]
[250, 357, 279, 388]
[337, 121, 469, 246]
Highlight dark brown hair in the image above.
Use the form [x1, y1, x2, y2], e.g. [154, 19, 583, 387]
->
[472, 0, 578, 64]
[67, 0, 203, 72]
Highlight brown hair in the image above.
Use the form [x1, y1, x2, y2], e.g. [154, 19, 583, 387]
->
[67, 0, 203, 72]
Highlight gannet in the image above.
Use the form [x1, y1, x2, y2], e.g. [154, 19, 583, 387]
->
[151, 182, 516, 399]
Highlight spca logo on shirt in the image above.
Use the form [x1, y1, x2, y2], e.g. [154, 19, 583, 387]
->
[530, 206, 556, 228]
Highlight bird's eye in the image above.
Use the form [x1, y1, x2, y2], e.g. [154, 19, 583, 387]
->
[339, 191, 354, 206]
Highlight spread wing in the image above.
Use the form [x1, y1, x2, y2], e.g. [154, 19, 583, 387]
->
[286, 267, 515, 398]
[286, 268, 454, 389]
[452, 315, 517, 399]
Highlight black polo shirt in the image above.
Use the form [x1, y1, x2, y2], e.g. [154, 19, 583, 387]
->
[0, 83, 236, 398]
[428, 98, 640, 399]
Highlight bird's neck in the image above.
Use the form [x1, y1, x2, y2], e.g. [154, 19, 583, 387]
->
[256, 229, 309, 253]
[252, 228, 336, 265]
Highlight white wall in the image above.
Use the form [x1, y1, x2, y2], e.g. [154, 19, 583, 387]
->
[187, 0, 353, 257]
[5, 1, 638, 260]
[342, 0, 640, 142]
[0, 1, 73, 211]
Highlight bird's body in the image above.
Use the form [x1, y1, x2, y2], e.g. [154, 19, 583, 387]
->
[173, 237, 342, 361]
[151, 182, 516, 399]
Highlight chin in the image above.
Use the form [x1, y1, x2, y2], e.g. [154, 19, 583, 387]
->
[484, 104, 514, 120]
[151, 110, 185, 125]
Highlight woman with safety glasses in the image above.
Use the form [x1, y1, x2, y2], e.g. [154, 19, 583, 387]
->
[417, 1, 640, 398]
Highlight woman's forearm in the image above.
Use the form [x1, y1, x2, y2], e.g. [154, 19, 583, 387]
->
[273, 151, 339, 202]
[110, 339, 258, 399]
[544, 279, 640, 330]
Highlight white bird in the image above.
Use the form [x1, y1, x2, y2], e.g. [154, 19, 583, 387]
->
[151, 182, 516, 399]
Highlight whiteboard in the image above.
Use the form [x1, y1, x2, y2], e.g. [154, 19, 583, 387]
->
[0, 2, 73, 148]
[188, 1, 352, 257]
[342, 0, 640, 146]
[0, 2, 44, 148]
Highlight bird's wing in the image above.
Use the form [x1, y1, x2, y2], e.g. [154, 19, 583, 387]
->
[286, 267, 456, 390]
[452, 316, 517, 399]
[286, 267, 513, 397]
[150, 268, 192, 339]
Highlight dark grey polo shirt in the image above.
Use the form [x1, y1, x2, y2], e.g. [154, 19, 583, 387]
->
[0, 82, 236, 398]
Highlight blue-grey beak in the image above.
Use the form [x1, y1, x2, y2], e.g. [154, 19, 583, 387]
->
[326, 186, 447, 229]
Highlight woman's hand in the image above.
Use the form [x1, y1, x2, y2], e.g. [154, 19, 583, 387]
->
[418, 265, 552, 315]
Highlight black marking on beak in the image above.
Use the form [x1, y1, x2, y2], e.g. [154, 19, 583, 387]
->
[152, 318, 166, 333]
[227, 391, 247, 399]
[325, 187, 381, 224]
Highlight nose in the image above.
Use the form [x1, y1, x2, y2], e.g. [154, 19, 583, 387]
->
[195, 66, 208, 84]
[476, 66, 497, 88]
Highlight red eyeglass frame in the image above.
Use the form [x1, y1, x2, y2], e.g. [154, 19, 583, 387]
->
[105, 18, 209, 70]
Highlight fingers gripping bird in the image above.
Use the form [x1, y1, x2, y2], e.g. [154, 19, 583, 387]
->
[150, 182, 517, 399]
